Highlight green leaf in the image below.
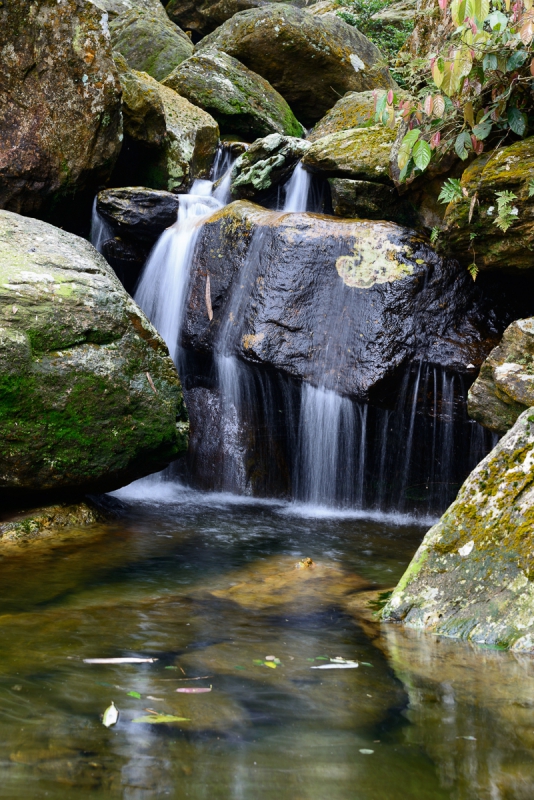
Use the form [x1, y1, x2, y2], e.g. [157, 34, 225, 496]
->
[472, 120, 492, 140]
[375, 93, 387, 117]
[482, 53, 498, 71]
[507, 108, 527, 137]
[132, 715, 190, 724]
[413, 139, 432, 171]
[487, 10, 508, 30]
[506, 49, 528, 72]
[401, 128, 421, 148]
[455, 131, 472, 160]
[468, 263, 479, 281]
[528, 179, 534, 198]
[127, 691, 141, 699]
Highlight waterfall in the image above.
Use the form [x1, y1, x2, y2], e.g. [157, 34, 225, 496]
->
[282, 162, 312, 212]
[90, 197, 113, 255]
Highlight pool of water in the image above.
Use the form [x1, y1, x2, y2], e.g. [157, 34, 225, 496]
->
[0, 480, 533, 800]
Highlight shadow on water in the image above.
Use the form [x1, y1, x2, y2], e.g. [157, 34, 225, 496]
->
[0, 489, 532, 798]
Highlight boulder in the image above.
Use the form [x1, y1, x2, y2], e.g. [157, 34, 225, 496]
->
[93, 0, 169, 21]
[112, 56, 219, 192]
[162, 51, 305, 140]
[382, 407, 534, 651]
[302, 124, 398, 182]
[443, 138, 534, 271]
[329, 178, 413, 225]
[110, 7, 193, 81]
[308, 91, 377, 142]
[0, 0, 122, 217]
[165, 0, 316, 38]
[468, 318, 534, 435]
[371, 0, 417, 24]
[230, 134, 310, 200]
[195, 5, 396, 127]
[0, 210, 185, 500]
[181, 201, 500, 399]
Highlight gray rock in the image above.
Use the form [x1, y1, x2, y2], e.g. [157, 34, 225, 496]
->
[0, 210, 186, 501]
[383, 408, 534, 651]
[468, 318, 534, 435]
[163, 51, 305, 140]
[165, 0, 317, 38]
[195, 5, 396, 126]
[302, 124, 398, 182]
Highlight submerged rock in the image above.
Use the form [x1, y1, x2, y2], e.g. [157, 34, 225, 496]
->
[182, 201, 499, 398]
[230, 134, 310, 200]
[0, 0, 122, 217]
[444, 138, 534, 270]
[165, 0, 318, 38]
[112, 56, 219, 192]
[0, 503, 106, 546]
[163, 51, 305, 139]
[383, 408, 534, 651]
[110, 7, 193, 81]
[468, 318, 534, 435]
[0, 210, 185, 500]
[303, 124, 398, 182]
[195, 5, 395, 126]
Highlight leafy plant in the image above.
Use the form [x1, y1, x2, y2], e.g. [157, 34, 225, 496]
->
[494, 190, 519, 231]
[528, 178, 534, 196]
[468, 262, 480, 280]
[430, 226, 440, 244]
[438, 177, 465, 204]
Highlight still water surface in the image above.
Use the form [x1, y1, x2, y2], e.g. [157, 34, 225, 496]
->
[0, 482, 533, 800]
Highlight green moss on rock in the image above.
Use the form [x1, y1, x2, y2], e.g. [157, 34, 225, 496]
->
[303, 123, 398, 182]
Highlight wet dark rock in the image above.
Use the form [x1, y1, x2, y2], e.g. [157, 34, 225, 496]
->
[329, 178, 413, 225]
[468, 317, 534, 435]
[181, 201, 500, 400]
[0, 0, 122, 218]
[162, 51, 305, 140]
[165, 0, 318, 38]
[195, 5, 396, 126]
[0, 209, 185, 502]
[230, 134, 310, 200]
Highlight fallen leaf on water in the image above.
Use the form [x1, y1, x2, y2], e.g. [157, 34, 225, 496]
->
[102, 702, 119, 728]
[264, 662, 277, 669]
[361, 662, 374, 667]
[132, 715, 190, 724]
[127, 691, 141, 699]
[147, 696, 164, 701]
[311, 661, 359, 670]
[84, 658, 158, 664]
[176, 686, 212, 694]
[359, 749, 374, 755]
[233, 666, 246, 670]
[457, 735, 477, 741]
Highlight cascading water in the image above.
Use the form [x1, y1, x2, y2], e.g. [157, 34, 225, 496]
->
[282, 163, 312, 212]
[90, 197, 114, 255]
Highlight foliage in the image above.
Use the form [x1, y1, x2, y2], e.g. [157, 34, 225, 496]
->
[378, 0, 534, 181]
[438, 177, 465, 202]
[430, 225, 441, 243]
[494, 189, 519, 229]
[336, 0, 415, 61]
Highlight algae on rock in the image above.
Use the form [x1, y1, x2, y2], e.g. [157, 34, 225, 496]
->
[382, 408, 534, 650]
[113, 56, 219, 192]
[303, 124, 398, 182]
[163, 51, 305, 140]
[0, 210, 186, 500]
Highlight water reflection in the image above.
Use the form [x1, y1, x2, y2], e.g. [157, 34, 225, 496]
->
[0, 490, 531, 798]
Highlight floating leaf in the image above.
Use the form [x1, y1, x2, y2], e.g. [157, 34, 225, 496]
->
[359, 749, 374, 755]
[84, 658, 158, 664]
[264, 661, 277, 669]
[176, 686, 212, 693]
[127, 691, 141, 699]
[102, 701, 119, 728]
[132, 714, 190, 724]
[311, 662, 359, 670]
[361, 662, 374, 667]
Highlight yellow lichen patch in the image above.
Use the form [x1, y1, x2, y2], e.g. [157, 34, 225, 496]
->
[242, 332, 265, 350]
[335, 236, 414, 288]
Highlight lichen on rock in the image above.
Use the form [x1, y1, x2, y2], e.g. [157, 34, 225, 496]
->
[230, 134, 311, 200]
[303, 124, 399, 182]
[382, 407, 534, 650]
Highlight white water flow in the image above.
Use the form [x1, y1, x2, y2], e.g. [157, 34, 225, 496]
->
[282, 162, 312, 212]
[90, 197, 113, 255]
[135, 149, 234, 364]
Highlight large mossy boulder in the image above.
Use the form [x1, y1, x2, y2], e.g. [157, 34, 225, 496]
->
[94, 0, 169, 21]
[308, 90, 378, 142]
[181, 200, 499, 398]
[0, 0, 122, 217]
[112, 56, 219, 192]
[162, 51, 304, 140]
[230, 134, 310, 200]
[165, 0, 316, 38]
[110, 7, 193, 81]
[443, 138, 534, 270]
[302, 124, 398, 182]
[382, 408, 534, 651]
[468, 318, 534, 435]
[0, 210, 186, 500]
[195, 6, 395, 127]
